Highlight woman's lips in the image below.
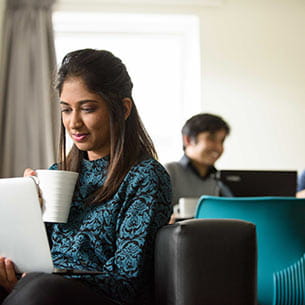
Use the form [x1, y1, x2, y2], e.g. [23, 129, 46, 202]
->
[72, 134, 89, 142]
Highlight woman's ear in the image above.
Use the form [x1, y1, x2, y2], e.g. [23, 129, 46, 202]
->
[122, 98, 132, 120]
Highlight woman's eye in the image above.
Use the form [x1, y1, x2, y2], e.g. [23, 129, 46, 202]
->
[82, 108, 95, 113]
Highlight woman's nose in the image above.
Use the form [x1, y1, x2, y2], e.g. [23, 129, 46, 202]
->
[69, 111, 83, 129]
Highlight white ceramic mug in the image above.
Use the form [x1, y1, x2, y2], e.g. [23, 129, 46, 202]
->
[178, 197, 199, 218]
[35, 170, 79, 223]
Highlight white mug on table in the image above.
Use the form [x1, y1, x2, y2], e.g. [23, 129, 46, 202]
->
[177, 197, 199, 218]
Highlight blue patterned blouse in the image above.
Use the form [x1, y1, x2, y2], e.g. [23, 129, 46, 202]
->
[47, 157, 172, 305]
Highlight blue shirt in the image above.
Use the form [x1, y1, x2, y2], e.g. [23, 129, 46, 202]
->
[47, 157, 172, 305]
[297, 169, 305, 192]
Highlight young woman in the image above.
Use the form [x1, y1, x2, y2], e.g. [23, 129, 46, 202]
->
[0, 49, 172, 305]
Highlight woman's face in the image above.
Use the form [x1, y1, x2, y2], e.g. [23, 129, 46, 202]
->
[60, 77, 111, 161]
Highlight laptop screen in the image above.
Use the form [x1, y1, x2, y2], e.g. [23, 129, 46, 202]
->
[217, 170, 297, 197]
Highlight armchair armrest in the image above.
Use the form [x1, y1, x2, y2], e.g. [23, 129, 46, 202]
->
[155, 219, 257, 305]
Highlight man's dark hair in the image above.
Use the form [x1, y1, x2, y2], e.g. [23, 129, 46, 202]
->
[182, 113, 230, 149]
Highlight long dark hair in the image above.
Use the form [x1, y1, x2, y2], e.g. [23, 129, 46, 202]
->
[56, 49, 157, 204]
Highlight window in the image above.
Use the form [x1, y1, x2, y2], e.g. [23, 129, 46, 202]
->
[53, 12, 201, 163]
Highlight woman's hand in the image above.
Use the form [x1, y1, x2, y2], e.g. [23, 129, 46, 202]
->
[24, 168, 43, 207]
[24, 168, 36, 177]
[0, 257, 18, 292]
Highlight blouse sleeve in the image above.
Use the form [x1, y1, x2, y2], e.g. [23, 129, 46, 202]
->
[297, 170, 305, 192]
[79, 161, 172, 304]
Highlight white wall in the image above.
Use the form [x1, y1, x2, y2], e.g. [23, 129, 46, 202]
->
[199, 0, 305, 173]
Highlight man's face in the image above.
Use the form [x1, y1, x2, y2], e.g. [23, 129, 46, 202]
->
[185, 129, 227, 167]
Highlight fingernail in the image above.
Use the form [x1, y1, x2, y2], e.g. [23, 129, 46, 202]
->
[5, 259, 11, 265]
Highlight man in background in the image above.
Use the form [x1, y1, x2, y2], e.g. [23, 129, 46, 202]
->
[165, 113, 231, 207]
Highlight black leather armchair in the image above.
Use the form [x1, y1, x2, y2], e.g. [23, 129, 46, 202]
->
[155, 219, 257, 305]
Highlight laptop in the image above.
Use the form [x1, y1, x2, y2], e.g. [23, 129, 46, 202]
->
[217, 170, 297, 197]
[0, 177, 101, 275]
[0, 177, 54, 273]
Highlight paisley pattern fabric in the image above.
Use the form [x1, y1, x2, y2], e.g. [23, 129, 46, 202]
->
[47, 157, 172, 305]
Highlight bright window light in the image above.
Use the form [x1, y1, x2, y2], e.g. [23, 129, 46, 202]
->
[53, 12, 201, 163]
